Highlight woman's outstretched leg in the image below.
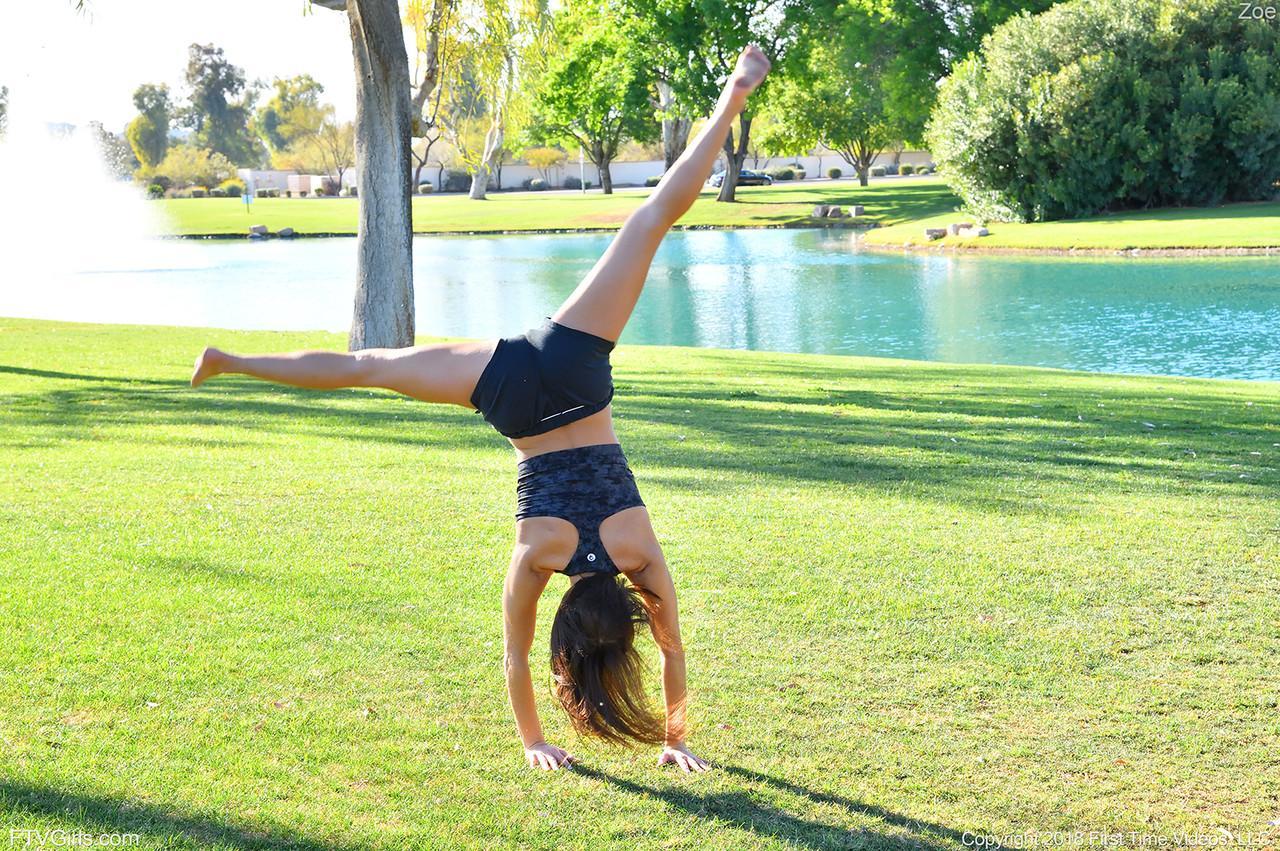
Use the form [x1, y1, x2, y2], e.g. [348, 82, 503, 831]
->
[552, 46, 771, 343]
[190, 340, 495, 408]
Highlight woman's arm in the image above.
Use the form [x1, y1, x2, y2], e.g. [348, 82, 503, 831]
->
[629, 559, 711, 773]
[502, 549, 575, 771]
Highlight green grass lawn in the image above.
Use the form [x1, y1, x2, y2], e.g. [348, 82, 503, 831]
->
[2, 318, 1278, 849]
[863, 194, 1280, 251]
[155, 177, 1280, 251]
[153, 179, 953, 236]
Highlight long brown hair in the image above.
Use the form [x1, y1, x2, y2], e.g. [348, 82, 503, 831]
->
[549, 574, 670, 745]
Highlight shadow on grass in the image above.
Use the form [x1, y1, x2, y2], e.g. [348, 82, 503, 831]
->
[3, 344, 1278, 506]
[1, 353, 1276, 514]
[0, 781, 354, 851]
[575, 764, 977, 850]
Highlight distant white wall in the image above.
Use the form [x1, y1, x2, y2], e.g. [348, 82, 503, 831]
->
[237, 168, 356, 192]
[484, 150, 933, 190]
[242, 150, 933, 195]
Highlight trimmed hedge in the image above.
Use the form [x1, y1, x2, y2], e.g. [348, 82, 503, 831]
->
[768, 168, 795, 181]
[442, 170, 471, 193]
[900, 164, 915, 176]
[827, 167, 842, 179]
[870, 166, 886, 177]
[927, 0, 1280, 221]
[644, 175, 661, 187]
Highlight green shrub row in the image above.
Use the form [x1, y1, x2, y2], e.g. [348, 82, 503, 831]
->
[927, 0, 1280, 221]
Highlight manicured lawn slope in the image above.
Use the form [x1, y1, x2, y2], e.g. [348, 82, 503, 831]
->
[155, 178, 1279, 250]
[153, 179, 956, 236]
[864, 196, 1280, 250]
[2, 319, 1277, 849]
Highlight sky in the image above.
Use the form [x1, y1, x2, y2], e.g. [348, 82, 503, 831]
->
[2, 1, 372, 132]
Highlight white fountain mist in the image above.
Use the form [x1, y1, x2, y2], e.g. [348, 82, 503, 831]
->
[0, 84, 215, 323]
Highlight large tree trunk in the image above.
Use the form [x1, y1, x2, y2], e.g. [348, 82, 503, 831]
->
[345, 0, 415, 350]
[656, 81, 691, 171]
[469, 120, 504, 200]
[716, 114, 752, 203]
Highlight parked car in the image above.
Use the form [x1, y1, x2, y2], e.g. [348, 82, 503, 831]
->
[707, 169, 773, 187]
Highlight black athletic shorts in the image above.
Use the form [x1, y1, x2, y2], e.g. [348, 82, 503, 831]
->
[469, 318, 615, 439]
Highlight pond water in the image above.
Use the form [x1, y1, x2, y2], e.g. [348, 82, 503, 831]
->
[4, 228, 1278, 380]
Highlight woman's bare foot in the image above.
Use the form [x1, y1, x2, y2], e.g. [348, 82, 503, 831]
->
[191, 346, 229, 388]
[729, 45, 771, 97]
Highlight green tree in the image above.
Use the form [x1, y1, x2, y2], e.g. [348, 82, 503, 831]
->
[406, 0, 466, 191]
[439, 0, 547, 200]
[520, 146, 566, 183]
[766, 1, 899, 186]
[254, 75, 327, 153]
[927, 0, 1280, 221]
[277, 114, 356, 190]
[182, 44, 263, 166]
[89, 121, 138, 180]
[125, 83, 172, 170]
[526, 1, 657, 194]
[625, 0, 809, 201]
[154, 143, 236, 189]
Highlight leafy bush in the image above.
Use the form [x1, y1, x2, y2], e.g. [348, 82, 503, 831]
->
[827, 167, 842, 179]
[442, 170, 471, 193]
[209, 187, 226, 197]
[418, 182, 434, 194]
[644, 175, 661, 187]
[146, 183, 165, 199]
[870, 166, 886, 177]
[219, 180, 243, 198]
[900, 164, 915, 176]
[191, 187, 208, 198]
[768, 168, 795, 181]
[530, 178, 548, 191]
[564, 175, 585, 190]
[150, 175, 172, 192]
[322, 178, 340, 196]
[927, 0, 1280, 222]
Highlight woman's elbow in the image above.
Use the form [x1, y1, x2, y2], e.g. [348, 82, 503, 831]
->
[503, 651, 532, 676]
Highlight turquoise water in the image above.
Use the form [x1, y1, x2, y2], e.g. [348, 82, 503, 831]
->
[5, 229, 1279, 380]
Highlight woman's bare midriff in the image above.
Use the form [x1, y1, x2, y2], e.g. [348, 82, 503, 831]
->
[509, 406, 619, 461]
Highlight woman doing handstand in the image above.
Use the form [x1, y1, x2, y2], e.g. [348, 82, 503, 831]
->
[191, 46, 772, 773]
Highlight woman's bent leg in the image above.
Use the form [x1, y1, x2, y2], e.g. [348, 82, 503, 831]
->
[191, 340, 495, 408]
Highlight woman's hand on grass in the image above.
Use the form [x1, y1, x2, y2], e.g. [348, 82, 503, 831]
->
[658, 743, 710, 774]
[524, 741, 576, 771]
